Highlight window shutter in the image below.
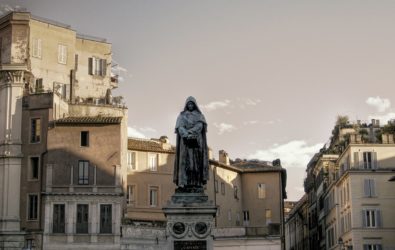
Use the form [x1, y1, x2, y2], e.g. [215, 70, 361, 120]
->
[371, 179, 376, 197]
[360, 152, 364, 168]
[372, 152, 378, 169]
[363, 245, 369, 250]
[88, 58, 93, 75]
[362, 210, 367, 227]
[377, 244, 382, 250]
[58, 45, 62, 63]
[353, 152, 359, 168]
[75, 54, 79, 70]
[37, 39, 42, 58]
[102, 59, 107, 76]
[364, 179, 370, 197]
[376, 210, 382, 227]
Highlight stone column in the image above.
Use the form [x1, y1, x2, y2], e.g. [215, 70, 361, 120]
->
[0, 68, 27, 248]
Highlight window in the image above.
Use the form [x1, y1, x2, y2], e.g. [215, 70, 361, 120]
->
[228, 210, 232, 221]
[363, 244, 382, 250]
[326, 226, 335, 248]
[30, 118, 41, 143]
[100, 204, 112, 234]
[364, 179, 376, 197]
[265, 209, 272, 225]
[149, 154, 158, 171]
[363, 209, 381, 228]
[53, 82, 70, 100]
[32, 38, 42, 58]
[127, 151, 136, 171]
[27, 194, 38, 220]
[80, 131, 89, 147]
[149, 186, 158, 207]
[234, 186, 238, 199]
[29, 157, 39, 180]
[243, 211, 250, 226]
[363, 152, 372, 169]
[78, 161, 89, 185]
[26, 239, 34, 249]
[126, 185, 136, 205]
[76, 204, 89, 234]
[258, 183, 266, 199]
[35, 78, 43, 93]
[88, 57, 107, 76]
[57, 44, 67, 64]
[53, 204, 65, 233]
[221, 182, 225, 195]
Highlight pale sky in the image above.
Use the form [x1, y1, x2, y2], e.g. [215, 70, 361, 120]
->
[2, 1, 395, 201]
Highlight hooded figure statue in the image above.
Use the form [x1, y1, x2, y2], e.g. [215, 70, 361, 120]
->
[174, 96, 209, 192]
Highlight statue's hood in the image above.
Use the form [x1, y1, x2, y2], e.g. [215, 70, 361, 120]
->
[183, 96, 202, 113]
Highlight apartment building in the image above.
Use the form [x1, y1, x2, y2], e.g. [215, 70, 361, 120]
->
[0, 11, 127, 249]
[125, 138, 287, 242]
[125, 136, 176, 224]
[285, 118, 395, 250]
[285, 194, 308, 250]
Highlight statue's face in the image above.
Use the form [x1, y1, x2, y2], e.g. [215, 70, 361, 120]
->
[187, 101, 195, 111]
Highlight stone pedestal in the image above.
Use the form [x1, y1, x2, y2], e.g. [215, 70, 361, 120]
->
[163, 192, 216, 250]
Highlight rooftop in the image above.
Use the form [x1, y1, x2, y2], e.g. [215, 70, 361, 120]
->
[55, 116, 122, 125]
[128, 137, 175, 153]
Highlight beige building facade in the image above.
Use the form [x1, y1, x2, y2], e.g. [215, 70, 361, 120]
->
[285, 119, 395, 250]
[125, 136, 176, 224]
[125, 138, 287, 244]
[0, 11, 127, 249]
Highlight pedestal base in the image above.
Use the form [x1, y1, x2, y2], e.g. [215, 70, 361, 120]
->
[163, 192, 216, 250]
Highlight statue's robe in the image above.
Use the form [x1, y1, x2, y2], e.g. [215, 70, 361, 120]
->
[174, 97, 209, 188]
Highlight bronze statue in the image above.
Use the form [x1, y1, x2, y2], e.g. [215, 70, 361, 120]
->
[174, 96, 209, 193]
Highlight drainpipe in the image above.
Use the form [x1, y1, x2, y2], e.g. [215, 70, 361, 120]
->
[213, 165, 217, 227]
[280, 171, 285, 250]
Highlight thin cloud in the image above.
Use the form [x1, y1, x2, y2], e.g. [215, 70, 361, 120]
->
[237, 98, 262, 109]
[127, 127, 146, 138]
[243, 120, 259, 125]
[366, 96, 391, 112]
[139, 127, 157, 133]
[213, 122, 237, 135]
[248, 140, 323, 168]
[242, 120, 276, 126]
[244, 98, 261, 106]
[201, 100, 231, 111]
[0, 4, 16, 15]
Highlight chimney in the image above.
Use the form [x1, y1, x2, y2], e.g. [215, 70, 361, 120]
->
[159, 135, 169, 144]
[382, 134, 389, 144]
[219, 150, 230, 165]
[350, 134, 356, 143]
[159, 136, 172, 150]
[389, 134, 395, 144]
[208, 147, 214, 160]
